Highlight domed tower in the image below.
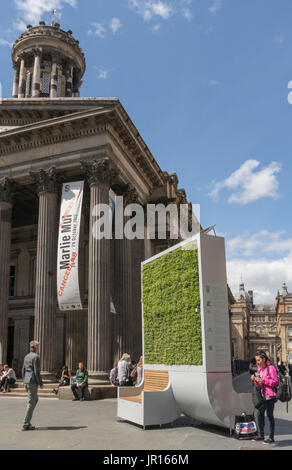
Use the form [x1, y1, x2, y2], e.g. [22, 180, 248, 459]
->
[11, 21, 86, 99]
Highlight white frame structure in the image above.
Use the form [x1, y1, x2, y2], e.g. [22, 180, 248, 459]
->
[118, 233, 253, 430]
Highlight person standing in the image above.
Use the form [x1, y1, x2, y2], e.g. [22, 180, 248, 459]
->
[21, 340, 43, 431]
[251, 350, 279, 444]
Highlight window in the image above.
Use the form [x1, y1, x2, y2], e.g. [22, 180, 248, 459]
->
[288, 307, 292, 313]
[9, 265, 16, 297]
[42, 72, 51, 95]
[288, 327, 292, 337]
[57, 76, 62, 97]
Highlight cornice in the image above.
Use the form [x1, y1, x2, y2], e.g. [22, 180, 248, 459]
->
[0, 104, 166, 191]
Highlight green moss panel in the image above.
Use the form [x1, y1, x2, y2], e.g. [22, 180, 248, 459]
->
[142, 243, 202, 366]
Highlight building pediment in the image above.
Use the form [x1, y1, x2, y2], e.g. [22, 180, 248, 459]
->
[0, 98, 165, 189]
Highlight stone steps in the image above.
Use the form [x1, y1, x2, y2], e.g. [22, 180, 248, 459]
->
[0, 382, 118, 400]
[0, 382, 60, 398]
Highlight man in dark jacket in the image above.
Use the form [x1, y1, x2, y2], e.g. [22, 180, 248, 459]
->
[22, 340, 43, 431]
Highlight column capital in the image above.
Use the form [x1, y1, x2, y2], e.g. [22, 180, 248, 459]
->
[32, 48, 42, 57]
[0, 178, 16, 204]
[51, 53, 60, 62]
[18, 52, 27, 62]
[30, 167, 60, 195]
[81, 159, 118, 187]
[123, 185, 140, 206]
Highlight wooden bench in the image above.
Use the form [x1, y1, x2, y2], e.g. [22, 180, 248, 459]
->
[121, 370, 169, 404]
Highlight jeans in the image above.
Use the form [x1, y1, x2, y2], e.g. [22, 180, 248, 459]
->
[0, 377, 15, 391]
[257, 398, 276, 439]
[71, 382, 88, 399]
[23, 384, 39, 427]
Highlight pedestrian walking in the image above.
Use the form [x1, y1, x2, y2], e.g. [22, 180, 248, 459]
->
[251, 350, 279, 444]
[21, 340, 43, 431]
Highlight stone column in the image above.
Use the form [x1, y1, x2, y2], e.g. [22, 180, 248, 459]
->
[65, 62, 73, 97]
[65, 310, 86, 372]
[0, 178, 14, 364]
[73, 71, 81, 97]
[18, 55, 26, 99]
[12, 62, 20, 98]
[32, 50, 41, 98]
[81, 159, 118, 383]
[30, 168, 59, 382]
[13, 316, 31, 377]
[114, 187, 142, 361]
[50, 54, 58, 98]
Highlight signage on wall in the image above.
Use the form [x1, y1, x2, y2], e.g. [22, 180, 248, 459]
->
[57, 181, 84, 311]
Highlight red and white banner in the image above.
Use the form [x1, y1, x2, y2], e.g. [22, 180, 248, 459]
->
[57, 181, 84, 311]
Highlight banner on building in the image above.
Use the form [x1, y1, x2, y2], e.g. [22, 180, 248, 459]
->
[57, 181, 84, 311]
[109, 189, 117, 314]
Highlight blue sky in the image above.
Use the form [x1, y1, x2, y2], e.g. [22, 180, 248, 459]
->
[0, 0, 292, 303]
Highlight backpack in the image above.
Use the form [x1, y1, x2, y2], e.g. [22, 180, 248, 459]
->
[267, 366, 292, 412]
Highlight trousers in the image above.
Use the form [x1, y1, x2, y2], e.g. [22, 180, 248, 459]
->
[71, 382, 88, 399]
[257, 397, 276, 439]
[23, 384, 39, 427]
[0, 377, 16, 391]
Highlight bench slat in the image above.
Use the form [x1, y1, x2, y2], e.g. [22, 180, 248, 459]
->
[121, 369, 169, 402]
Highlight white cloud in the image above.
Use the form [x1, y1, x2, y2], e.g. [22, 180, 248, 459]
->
[208, 0, 222, 14]
[227, 230, 292, 258]
[0, 39, 13, 47]
[88, 23, 107, 38]
[209, 159, 281, 204]
[88, 18, 122, 38]
[152, 23, 161, 32]
[110, 18, 122, 35]
[226, 230, 292, 304]
[148, 1, 174, 20]
[208, 79, 220, 86]
[129, 0, 194, 24]
[181, 7, 192, 21]
[97, 69, 109, 80]
[129, 0, 174, 22]
[13, 0, 76, 26]
[227, 256, 292, 304]
[273, 35, 285, 45]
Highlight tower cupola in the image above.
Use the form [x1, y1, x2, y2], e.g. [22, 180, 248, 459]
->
[11, 21, 86, 99]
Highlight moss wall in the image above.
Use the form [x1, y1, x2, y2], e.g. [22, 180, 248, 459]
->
[142, 243, 202, 365]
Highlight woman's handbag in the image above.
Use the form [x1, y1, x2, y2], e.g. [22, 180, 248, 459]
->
[130, 366, 137, 381]
[252, 383, 265, 410]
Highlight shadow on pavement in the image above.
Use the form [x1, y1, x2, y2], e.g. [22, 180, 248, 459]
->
[273, 439, 292, 448]
[35, 426, 88, 431]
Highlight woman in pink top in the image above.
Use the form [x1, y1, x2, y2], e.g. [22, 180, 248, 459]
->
[251, 350, 279, 444]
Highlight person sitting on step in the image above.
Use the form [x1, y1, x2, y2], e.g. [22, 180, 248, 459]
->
[52, 365, 71, 395]
[0, 365, 16, 393]
[71, 362, 88, 401]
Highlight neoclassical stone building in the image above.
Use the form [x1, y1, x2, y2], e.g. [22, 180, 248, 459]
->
[276, 283, 292, 364]
[0, 22, 194, 382]
[229, 282, 292, 364]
